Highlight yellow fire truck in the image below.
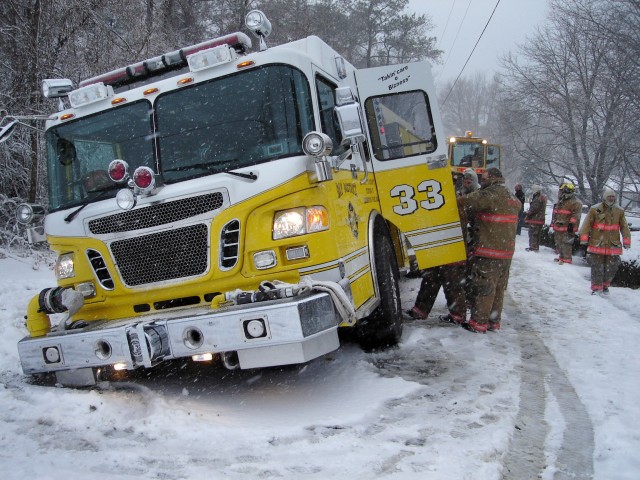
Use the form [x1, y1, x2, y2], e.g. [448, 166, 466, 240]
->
[448, 131, 501, 181]
[2, 11, 466, 386]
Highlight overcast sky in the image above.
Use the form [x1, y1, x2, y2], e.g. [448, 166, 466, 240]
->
[408, 0, 550, 82]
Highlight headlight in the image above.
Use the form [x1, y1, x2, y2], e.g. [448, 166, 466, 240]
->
[273, 206, 329, 240]
[55, 253, 75, 280]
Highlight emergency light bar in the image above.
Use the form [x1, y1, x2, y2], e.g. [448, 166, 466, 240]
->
[68, 83, 112, 108]
[187, 45, 237, 72]
[79, 33, 252, 89]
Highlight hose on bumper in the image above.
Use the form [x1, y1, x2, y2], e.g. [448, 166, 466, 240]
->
[25, 287, 85, 337]
[214, 276, 356, 325]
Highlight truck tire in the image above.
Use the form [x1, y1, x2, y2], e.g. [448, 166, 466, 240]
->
[357, 220, 403, 351]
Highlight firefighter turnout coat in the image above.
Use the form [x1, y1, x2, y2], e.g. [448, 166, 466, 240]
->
[525, 192, 547, 226]
[459, 178, 522, 260]
[552, 197, 582, 235]
[579, 202, 631, 255]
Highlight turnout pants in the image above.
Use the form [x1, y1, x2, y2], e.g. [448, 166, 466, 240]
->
[527, 224, 543, 251]
[470, 257, 511, 325]
[554, 232, 575, 262]
[415, 262, 467, 322]
[588, 253, 621, 291]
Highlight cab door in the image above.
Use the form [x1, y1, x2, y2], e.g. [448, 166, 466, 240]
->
[354, 62, 466, 268]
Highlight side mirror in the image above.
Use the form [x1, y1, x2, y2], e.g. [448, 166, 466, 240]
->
[334, 103, 365, 145]
[0, 120, 18, 143]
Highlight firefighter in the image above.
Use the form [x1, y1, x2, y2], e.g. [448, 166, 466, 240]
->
[514, 184, 526, 235]
[551, 183, 582, 264]
[458, 167, 521, 333]
[579, 188, 631, 295]
[459, 168, 479, 311]
[407, 169, 479, 324]
[459, 168, 480, 196]
[524, 185, 547, 252]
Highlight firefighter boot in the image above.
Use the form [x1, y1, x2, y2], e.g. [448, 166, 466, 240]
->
[463, 319, 487, 333]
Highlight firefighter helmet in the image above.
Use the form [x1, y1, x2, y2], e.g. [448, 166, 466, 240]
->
[560, 182, 575, 193]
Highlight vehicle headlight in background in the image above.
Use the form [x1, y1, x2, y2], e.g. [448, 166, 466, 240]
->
[272, 206, 329, 240]
[55, 253, 75, 280]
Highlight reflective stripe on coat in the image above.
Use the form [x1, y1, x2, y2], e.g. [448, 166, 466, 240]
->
[459, 180, 521, 260]
[525, 192, 547, 226]
[579, 202, 631, 256]
[552, 197, 582, 232]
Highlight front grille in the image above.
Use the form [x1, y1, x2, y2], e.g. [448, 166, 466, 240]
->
[89, 192, 225, 235]
[110, 224, 209, 286]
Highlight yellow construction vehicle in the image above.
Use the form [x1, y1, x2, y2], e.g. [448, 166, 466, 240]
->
[448, 131, 501, 182]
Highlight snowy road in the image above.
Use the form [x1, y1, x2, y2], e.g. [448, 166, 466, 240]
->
[1, 232, 638, 479]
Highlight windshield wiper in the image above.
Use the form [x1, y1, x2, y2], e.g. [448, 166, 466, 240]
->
[64, 186, 118, 223]
[164, 162, 212, 172]
[224, 170, 257, 180]
[164, 161, 257, 180]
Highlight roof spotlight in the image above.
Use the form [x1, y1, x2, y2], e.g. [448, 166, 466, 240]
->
[41, 79, 74, 99]
[245, 10, 272, 51]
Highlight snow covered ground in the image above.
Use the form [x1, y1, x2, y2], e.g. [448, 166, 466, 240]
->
[0, 232, 638, 480]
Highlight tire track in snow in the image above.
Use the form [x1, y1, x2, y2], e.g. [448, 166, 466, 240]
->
[502, 294, 594, 479]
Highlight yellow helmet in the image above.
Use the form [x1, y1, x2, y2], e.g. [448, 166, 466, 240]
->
[560, 182, 575, 193]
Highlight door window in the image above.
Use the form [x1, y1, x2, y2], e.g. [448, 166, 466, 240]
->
[364, 90, 436, 161]
[315, 76, 347, 156]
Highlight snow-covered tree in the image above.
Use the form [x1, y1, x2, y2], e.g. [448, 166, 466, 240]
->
[499, 0, 640, 204]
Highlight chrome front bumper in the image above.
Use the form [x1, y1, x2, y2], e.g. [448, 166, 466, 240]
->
[18, 292, 340, 381]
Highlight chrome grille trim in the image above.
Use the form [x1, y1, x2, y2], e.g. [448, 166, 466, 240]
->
[86, 249, 115, 290]
[219, 219, 240, 270]
[110, 224, 209, 287]
[88, 192, 225, 235]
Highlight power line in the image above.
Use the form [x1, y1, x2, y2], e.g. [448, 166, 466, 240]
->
[440, 0, 472, 76]
[437, 0, 458, 50]
[442, 0, 502, 106]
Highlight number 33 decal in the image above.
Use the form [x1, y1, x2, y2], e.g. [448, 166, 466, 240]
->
[390, 180, 445, 215]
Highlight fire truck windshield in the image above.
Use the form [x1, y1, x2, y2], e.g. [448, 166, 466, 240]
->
[46, 100, 154, 211]
[45, 65, 314, 211]
[156, 65, 313, 183]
